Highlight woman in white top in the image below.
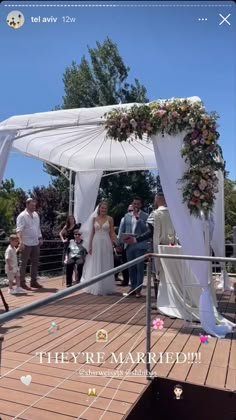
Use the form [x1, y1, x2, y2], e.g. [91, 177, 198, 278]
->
[81, 202, 117, 296]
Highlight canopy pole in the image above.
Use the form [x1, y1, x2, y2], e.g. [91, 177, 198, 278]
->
[69, 170, 73, 215]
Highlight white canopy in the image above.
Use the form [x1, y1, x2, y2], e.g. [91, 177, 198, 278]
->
[0, 103, 156, 172]
[0, 97, 232, 337]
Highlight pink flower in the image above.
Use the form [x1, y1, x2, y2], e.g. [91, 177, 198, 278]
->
[198, 179, 207, 191]
[156, 110, 167, 117]
[202, 129, 209, 138]
[152, 318, 164, 330]
[191, 139, 198, 146]
[172, 111, 179, 118]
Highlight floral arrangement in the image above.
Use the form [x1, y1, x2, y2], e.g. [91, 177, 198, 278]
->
[103, 99, 224, 217]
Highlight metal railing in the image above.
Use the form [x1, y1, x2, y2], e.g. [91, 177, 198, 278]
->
[0, 240, 235, 280]
[0, 252, 235, 380]
[0, 240, 64, 279]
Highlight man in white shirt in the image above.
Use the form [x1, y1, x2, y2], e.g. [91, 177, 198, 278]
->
[16, 198, 43, 290]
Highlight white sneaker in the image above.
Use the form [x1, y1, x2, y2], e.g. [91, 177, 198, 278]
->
[8, 289, 17, 295]
[217, 281, 224, 290]
[15, 287, 26, 294]
[226, 285, 234, 292]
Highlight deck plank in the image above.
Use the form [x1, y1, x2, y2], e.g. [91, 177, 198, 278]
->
[0, 276, 235, 420]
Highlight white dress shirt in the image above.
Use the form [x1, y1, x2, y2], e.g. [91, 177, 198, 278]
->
[16, 209, 42, 246]
[131, 211, 140, 234]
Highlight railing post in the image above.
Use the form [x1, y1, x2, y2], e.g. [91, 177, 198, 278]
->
[0, 336, 4, 376]
[233, 227, 236, 258]
[146, 256, 152, 380]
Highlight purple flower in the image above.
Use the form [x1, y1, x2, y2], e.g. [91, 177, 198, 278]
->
[191, 130, 199, 139]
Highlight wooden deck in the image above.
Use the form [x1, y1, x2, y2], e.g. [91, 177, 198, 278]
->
[0, 276, 235, 420]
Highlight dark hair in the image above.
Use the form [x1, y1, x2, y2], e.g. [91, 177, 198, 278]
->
[132, 196, 142, 202]
[66, 215, 76, 229]
[174, 384, 183, 391]
[97, 201, 108, 216]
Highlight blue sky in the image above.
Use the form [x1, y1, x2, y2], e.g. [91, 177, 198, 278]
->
[0, 1, 235, 190]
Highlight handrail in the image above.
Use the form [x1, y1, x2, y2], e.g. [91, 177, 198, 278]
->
[0, 255, 145, 324]
[0, 252, 235, 382]
[0, 252, 235, 325]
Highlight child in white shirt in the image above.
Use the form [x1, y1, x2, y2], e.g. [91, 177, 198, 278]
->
[5, 234, 25, 294]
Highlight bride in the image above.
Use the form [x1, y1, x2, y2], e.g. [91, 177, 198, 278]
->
[81, 201, 117, 296]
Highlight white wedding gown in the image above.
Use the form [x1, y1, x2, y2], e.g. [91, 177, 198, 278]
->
[81, 220, 116, 296]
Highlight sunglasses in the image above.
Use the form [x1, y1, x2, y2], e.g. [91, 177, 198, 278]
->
[74, 233, 81, 236]
[128, 209, 133, 212]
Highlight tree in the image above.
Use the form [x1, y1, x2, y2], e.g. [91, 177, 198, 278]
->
[98, 171, 156, 225]
[44, 38, 154, 220]
[224, 177, 236, 239]
[61, 38, 148, 109]
[0, 179, 27, 236]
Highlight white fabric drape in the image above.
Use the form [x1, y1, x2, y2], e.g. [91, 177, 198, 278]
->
[74, 170, 103, 224]
[0, 131, 16, 184]
[212, 171, 225, 258]
[151, 133, 233, 337]
[211, 171, 231, 290]
[80, 205, 99, 252]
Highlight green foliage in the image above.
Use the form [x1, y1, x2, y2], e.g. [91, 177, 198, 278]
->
[62, 38, 148, 109]
[44, 37, 151, 222]
[98, 171, 156, 225]
[0, 179, 27, 236]
[224, 177, 236, 239]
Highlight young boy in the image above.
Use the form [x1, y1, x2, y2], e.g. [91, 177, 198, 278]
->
[5, 234, 25, 294]
[65, 230, 87, 287]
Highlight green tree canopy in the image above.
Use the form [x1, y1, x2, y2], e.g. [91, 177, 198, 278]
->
[0, 179, 27, 237]
[61, 38, 148, 108]
[44, 37, 155, 223]
[224, 177, 236, 239]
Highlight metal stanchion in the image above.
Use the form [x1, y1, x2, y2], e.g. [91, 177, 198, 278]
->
[146, 256, 152, 380]
[0, 336, 4, 376]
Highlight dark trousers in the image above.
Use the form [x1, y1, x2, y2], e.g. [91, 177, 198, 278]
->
[20, 245, 40, 287]
[66, 260, 83, 286]
[121, 248, 129, 285]
[126, 246, 146, 292]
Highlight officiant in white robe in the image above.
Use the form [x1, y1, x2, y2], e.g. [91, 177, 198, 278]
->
[124, 192, 203, 320]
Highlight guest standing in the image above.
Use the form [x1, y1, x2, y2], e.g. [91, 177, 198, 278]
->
[59, 215, 81, 262]
[65, 230, 87, 287]
[16, 198, 43, 290]
[5, 234, 25, 294]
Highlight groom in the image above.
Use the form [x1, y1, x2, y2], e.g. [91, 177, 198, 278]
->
[118, 197, 149, 297]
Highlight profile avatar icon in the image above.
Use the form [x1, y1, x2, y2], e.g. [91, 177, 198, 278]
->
[7, 11, 25, 29]
[173, 384, 183, 400]
[96, 329, 108, 343]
